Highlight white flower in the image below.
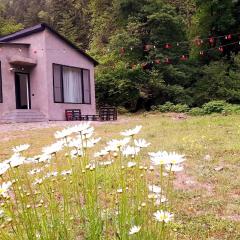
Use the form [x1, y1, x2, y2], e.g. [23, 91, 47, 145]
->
[33, 178, 43, 185]
[148, 185, 162, 194]
[45, 171, 58, 178]
[0, 163, 9, 176]
[71, 122, 91, 133]
[117, 188, 123, 193]
[61, 170, 72, 176]
[8, 154, 25, 168]
[0, 209, 4, 218]
[107, 138, 130, 150]
[0, 181, 12, 197]
[120, 125, 142, 137]
[54, 128, 73, 139]
[42, 141, 64, 155]
[129, 225, 141, 235]
[166, 152, 185, 165]
[165, 164, 183, 172]
[99, 160, 114, 166]
[149, 151, 170, 165]
[28, 168, 41, 175]
[68, 137, 82, 148]
[127, 161, 137, 168]
[134, 139, 151, 148]
[155, 195, 168, 205]
[70, 149, 83, 158]
[94, 149, 109, 158]
[34, 154, 52, 163]
[82, 127, 94, 136]
[153, 210, 174, 223]
[122, 146, 140, 157]
[12, 144, 30, 153]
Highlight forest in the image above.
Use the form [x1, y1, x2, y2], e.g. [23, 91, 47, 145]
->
[0, 0, 240, 111]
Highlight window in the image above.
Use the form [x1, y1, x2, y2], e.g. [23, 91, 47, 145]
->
[0, 62, 2, 103]
[53, 64, 91, 104]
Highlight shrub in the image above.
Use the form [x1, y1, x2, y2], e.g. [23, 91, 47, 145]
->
[172, 104, 190, 113]
[202, 100, 228, 114]
[157, 102, 175, 112]
[188, 107, 205, 116]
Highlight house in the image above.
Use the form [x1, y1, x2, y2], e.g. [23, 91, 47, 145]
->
[0, 23, 98, 122]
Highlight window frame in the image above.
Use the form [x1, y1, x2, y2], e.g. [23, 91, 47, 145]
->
[0, 61, 2, 103]
[52, 63, 91, 104]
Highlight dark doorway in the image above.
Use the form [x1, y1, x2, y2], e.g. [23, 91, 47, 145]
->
[15, 73, 31, 109]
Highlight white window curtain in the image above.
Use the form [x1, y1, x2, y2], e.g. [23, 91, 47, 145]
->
[63, 67, 82, 103]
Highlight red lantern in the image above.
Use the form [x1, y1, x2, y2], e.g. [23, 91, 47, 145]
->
[209, 37, 214, 44]
[164, 58, 171, 64]
[218, 46, 224, 52]
[180, 55, 188, 61]
[120, 47, 125, 55]
[164, 43, 172, 49]
[195, 39, 203, 46]
[225, 34, 232, 40]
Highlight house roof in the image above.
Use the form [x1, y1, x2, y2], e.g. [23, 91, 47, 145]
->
[0, 23, 99, 66]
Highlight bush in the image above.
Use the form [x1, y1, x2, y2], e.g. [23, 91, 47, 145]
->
[157, 102, 175, 112]
[202, 100, 228, 114]
[172, 104, 190, 113]
[188, 107, 205, 116]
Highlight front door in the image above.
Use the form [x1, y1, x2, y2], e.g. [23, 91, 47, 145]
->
[15, 73, 31, 109]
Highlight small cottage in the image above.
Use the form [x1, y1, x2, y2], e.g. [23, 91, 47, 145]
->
[0, 23, 98, 122]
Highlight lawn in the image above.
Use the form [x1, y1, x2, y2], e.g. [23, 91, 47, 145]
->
[0, 113, 240, 239]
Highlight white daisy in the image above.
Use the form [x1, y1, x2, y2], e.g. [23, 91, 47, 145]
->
[153, 210, 174, 223]
[28, 168, 42, 175]
[71, 122, 91, 133]
[54, 128, 73, 139]
[70, 149, 83, 158]
[127, 161, 137, 168]
[122, 146, 140, 157]
[148, 185, 162, 194]
[12, 144, 30, 153]
[42, 140, 64, 155]
[166, 152, 185, 165]
[120, 125, 142, 137]
[165, 164, 183, 172]
[134, 139, 151, 148]
[107, 138, 130, 149]
[149, 151, 170, 165]
[0, 163, 9, 176]
[129, 225, 141, 235]
[61, 170, 72, 176]
[94, 149, 109, 158]
[0, 181, 12, 197]
[8, 154, 25, 168]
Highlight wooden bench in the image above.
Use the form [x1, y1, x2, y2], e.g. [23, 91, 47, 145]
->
[65, 107, 117, 121]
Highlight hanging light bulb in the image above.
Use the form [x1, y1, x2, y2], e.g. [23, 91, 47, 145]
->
[176, 42, 180, 46]
[130, 47, 133, 51]
[199, 51, 204, 56]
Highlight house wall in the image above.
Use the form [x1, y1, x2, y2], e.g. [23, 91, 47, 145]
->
[2, 29, 96, 121]
[9, 32, 49, 118]
[44, 29, 96, 120]
[0, 45, 30, 114]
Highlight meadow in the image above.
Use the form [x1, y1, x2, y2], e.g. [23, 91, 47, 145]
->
[0, 113, 240, 239]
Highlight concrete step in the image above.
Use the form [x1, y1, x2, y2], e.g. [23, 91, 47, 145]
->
[1, 109, 47, 123]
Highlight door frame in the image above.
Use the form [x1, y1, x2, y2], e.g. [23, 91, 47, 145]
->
[15, 72, 31, 109]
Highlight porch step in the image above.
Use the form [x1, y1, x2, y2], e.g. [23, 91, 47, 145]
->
[1, 110, 48, 123]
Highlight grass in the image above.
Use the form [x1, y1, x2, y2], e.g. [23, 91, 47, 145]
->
[0, 113, 240, 239]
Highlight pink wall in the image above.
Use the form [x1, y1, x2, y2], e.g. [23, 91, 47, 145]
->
[44, 29, 96, 120]
[0, 44, 30, 114]
[0, 29, 96, 121]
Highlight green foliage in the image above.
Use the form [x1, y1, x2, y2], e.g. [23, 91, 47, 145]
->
[188, 107, 205, 116]
[152, 102, 190, 113]
[202, 100, 228, 114]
